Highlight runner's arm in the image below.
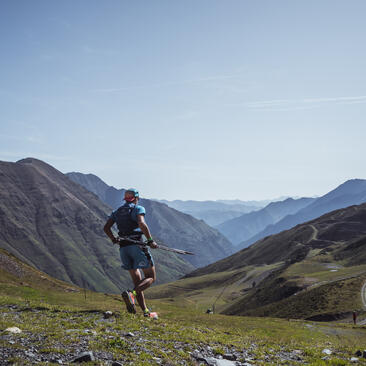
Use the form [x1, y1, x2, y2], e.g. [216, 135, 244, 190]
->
[137, 215, 158, 248]
[103, 219, 118, 244]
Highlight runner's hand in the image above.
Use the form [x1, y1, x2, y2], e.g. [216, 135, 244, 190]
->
[147, 240, 158, 249]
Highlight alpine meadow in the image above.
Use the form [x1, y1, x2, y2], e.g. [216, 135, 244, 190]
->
[1, 1, 366, 365]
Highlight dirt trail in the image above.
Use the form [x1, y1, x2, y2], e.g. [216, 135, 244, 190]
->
[362, 280, 366, 309]
[307, 225, 319, 242]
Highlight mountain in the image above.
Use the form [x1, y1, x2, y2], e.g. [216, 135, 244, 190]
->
[66, 172, 234, 267]
[151, 199, 260, 226]
[0, 158, 193, 293]
[148, 202, 366, 320]
[241, 179, 366, 249]
[216, 197, 315, 245]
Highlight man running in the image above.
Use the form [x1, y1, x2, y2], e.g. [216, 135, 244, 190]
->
[103, 188, 157, 317]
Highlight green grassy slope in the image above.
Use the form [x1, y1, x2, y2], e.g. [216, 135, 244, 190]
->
[1, 249, 366, 365]
[148, 203, 366, 320]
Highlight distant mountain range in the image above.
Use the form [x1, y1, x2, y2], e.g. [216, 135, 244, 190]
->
[239, 179, 366, 249]
[66, 172, 234, 268]
[0, 158, 194, 293]
[216, 197, 315, 245]
[152, 199, 260, 226]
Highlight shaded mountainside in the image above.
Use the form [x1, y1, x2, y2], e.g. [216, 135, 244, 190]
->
[240, 179, 366, 249]
[67, 172, 234, 267]
[216, 197, 315, 245]
[0, 158, 193, 293]
[148, 202, 366, 320]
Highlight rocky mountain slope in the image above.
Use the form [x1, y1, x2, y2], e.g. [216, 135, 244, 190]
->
[240, 179, 366, 249]
[0, 158, 193, 293]
[66, 172, 234, 267]
[148, 202, 366, 320]
[216, 197, 315, 245]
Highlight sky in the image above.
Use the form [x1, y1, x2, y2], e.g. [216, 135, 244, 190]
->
[1, 0, 365, 201]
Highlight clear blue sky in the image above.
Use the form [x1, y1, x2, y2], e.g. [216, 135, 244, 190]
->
[1, 0, 365, 200]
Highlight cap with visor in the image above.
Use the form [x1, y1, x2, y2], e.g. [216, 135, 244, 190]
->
[124, 188, 139, 202]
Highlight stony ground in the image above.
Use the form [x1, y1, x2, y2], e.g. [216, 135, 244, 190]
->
[1, 303, 366, 365]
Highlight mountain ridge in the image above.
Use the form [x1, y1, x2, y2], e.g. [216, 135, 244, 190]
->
[240, 178, 366, 249]
[216, 197, 315, 245]
[66, 171, 235, 267]
[0, 158, 194, 292]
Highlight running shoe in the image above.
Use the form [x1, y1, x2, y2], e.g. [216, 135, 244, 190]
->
[122, 290, 136, 314]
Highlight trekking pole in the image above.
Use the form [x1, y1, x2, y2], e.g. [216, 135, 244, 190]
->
[117, 237, 194, 255]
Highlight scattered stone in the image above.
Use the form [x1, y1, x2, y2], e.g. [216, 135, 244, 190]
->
[5, 327, 22, 333]
[322, 349, 332, 355]
[51, 359, 63, 365]
[350, 357, 359, 362]
[72, 351, 95, 363]
[192, 350, 206, 362]
[25, 351, 37, 357]
[124, 332, 135, 337]
[203, 357, 217, 366]
[214, 359, 237, 366]
[355, 350, 362, 357]
[104, 311, 113, 319]
[223, 353, 236, 361]
[152, 357, 162, 363]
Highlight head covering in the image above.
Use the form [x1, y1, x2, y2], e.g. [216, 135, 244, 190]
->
[124, 188, 139, 202]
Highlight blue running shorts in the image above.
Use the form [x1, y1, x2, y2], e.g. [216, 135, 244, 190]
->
[119, 245, 154, 270]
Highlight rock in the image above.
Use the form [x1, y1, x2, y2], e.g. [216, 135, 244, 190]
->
[203, 357, 217, 366]
[350, 357, 359, 362]
[322, 349, 332, 355]
[72, 351, 95, 363]
[124, 332, 135, 337]
[51, 357, 63, 364]
[112, 362, 123, 366]
[5, 327, 22, 333]
[191, 350, 206, 362]
[215, 359, 237, 366]
[355, 350, 362, 357]
[363, 350, 366, 359]
[104, 311, 113, 319]
[25, 351, 36, 357]
[223, 353, 236, 361]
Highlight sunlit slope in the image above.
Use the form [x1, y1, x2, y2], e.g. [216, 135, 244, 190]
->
[1, 247, 366, 365]
[0, 158, 193, 293]
[148, 203, 366, 319]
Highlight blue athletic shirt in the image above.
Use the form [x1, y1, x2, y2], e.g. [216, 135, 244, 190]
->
[109, 202, 146, 234]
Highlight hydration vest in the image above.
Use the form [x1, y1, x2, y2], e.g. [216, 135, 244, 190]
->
[114, 203, 140, 236]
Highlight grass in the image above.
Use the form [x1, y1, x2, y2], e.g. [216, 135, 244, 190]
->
[1, 277, 366, 365]
[1, 248, 366, 365]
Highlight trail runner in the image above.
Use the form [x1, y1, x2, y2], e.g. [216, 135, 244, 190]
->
[103, 188, 157, 317]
